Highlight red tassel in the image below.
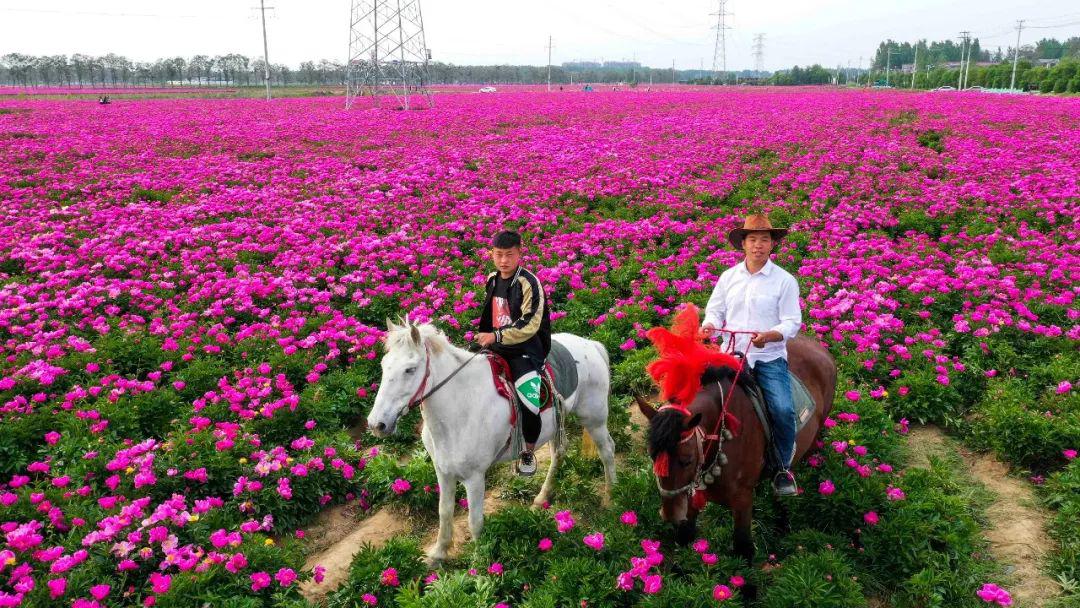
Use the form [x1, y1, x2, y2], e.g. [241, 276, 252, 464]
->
[691, 489, 707, 511]
[653, 452, 670, 477]
[724, 412, 741, 437]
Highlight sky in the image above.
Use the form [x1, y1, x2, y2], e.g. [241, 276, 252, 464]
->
[1, 0, 1078, 71]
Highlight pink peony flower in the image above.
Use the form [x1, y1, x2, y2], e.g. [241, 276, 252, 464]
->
[976, 583, 1012, 606]
[583, 533, 605, 551]
[538, 537, 553, 551]
[864, 511, 880, 526]
[250, 572, 271, 592]
[391, 478, 411, 495]
[713, 584, 733, 601]
[620, 511, 638, 526]
[819, 480, 836, 495]
[380, 567, 399, 587]
[642, 574, 662, 594]
[275, 567, 297, 587]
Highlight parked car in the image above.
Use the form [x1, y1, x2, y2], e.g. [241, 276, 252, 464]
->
[479, 86, 497, 93]
[934, 86, 956, 91]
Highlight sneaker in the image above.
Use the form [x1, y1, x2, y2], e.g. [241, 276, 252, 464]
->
[772, 470, 798, 497]
[516, 450, 536, 477]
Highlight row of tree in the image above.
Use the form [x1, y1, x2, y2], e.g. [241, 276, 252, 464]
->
[872, 36, 1080, 69]
[0, 53, 727, 88]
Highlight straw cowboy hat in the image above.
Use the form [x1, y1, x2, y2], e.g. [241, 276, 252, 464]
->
[727, 214, 789, 249]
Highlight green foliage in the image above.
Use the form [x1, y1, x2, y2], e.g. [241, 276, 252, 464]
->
[327, 537, 429, 608]
[760, 549, 867, 608]
[916, 130, 945, 153]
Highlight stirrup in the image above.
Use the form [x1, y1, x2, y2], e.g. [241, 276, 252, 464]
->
[772, 470, 798, 497]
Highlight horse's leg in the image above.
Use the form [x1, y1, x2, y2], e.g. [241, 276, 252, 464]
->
[732, 498, 757, 601]
[534, 441, 559, 508]
[463, 473, 486, 541]
[585, 422, 617, 502]
[426, 468, 456, 566]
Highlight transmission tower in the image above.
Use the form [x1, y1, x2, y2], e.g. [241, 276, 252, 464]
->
[752, 33, 765, 74]
[711, 0, 731, 81]
[345, 0, 432, 110]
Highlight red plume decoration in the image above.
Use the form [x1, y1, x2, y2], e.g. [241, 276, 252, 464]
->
[645, 304, 741, 408]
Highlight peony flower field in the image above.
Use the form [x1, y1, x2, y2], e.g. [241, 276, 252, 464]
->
[1, 88, 1077, 607]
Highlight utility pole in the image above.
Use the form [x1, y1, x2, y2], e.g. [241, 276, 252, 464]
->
[258, 0, 272, 100]
[546, 35, 554, 91]
[964, 37, 974, 88]
[963, 31, 972, 89]
[885, 47, 895, 86]
[1010, 20, 1024, 91]
[910, 44, 918, 90]
[672, 59, 676, 84]
[711, 0, 731, 82]
[858, 56, 863, 87]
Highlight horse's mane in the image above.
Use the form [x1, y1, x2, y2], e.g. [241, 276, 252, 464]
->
[645, 304, 741, 407]
[383, 322, 455, 357]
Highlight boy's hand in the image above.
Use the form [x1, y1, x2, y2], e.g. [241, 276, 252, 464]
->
[475, 332, 496, 347]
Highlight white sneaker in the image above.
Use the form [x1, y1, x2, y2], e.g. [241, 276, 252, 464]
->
[516, 450, 536, 476]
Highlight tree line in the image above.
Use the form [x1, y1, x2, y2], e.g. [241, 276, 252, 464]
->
[0, 53, 715, 88]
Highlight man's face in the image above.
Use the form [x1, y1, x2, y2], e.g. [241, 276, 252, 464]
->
[742, 232, 774, 265]
[491, 246, 522, 275]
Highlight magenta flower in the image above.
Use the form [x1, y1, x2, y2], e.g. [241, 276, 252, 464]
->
[149, 572, 171, 594]
[391, 478, 411, 495]
[729, 575, 745, 588]
[642, 574, 663, 594]
[583, 532, 605, 551]
[713, 584, 733, 601]
[976, 583, 1013, 606]
[818, 480, 836, 495]
[487, 562, 504, 575]
[620, 511, 638, 526]
[616, 571, 634, 591]
[362, 594, 378, 605]
[864, 511, 880, 526]
[554, 510, 575, 533]
[250, 571, 271, 592]
[692, 538, 709, 553]
[1064, 449, 1077, 461]
[1056, 380, 1072, 394]
[89, 584, 111, 600]
[380, 567, 399, 587]
[844, 390, 860, 402]
[276, 567, 297, 587]
[538, 537, 553, 551]
[886, 486, 906, 501]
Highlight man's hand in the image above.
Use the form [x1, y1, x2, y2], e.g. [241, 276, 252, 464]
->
[474, 332, 496, 348]
[750, 330, 783, 348]
[700, 322, 717, 340]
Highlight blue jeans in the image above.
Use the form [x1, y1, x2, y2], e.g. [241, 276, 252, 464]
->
[753, 357, 797, 469]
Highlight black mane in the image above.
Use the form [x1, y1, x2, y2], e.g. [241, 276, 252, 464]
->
[647, 365, 756, 457]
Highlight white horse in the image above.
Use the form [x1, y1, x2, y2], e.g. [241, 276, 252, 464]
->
[367, 320, 617, 564]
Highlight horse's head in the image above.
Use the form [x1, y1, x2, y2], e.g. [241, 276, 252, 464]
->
[636, 365, 748, 545]
[368, 318, 438, 437]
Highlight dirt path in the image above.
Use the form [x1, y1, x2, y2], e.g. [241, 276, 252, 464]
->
[906, 426, 1059, 607]
[298, 506, 408, 604]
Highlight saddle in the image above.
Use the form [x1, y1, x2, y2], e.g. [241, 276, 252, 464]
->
[485, 339, 580, 426]
[743, 369, 816, 468]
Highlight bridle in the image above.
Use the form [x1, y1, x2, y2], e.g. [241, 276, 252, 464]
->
[389, 343, 482, 422]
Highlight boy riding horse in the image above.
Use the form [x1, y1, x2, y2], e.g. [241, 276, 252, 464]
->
[474, 231, 552, 476]
[701, 214, 802, 496]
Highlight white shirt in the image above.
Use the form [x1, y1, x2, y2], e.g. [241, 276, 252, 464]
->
[703, 259, 802, 368]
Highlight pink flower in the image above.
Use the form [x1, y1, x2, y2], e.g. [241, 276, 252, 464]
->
[391, 478, 411, 495]
[554, 510, 575, 533]
[844, 390, 860, 402]
[702, 553, 718, 565]
[616, 571, 634, 591]
[583, 533, 605, 551]
[619, 339, 637, 351]
[487, 562, 504, 575]
[361, 593, 378, 605]
[729, 575, 745, 588]
[44, 431, 61, 445]
[620, 511, 638, 526]
[713, 584, 733, 601]
[1056, 380, 1072, 394]
[864, 511, 880, 526]
[818, 480, 836, 495]
[313, 565, 326, 584]
[886, 486, 906, 501]
[643, 574, 662, 594]
[149, 572, 171, 594]
[380, 567, 399, 587]
[1064, 449, 1077, 461]
[250, 572, 271, 592]
[47, 578, 66, 599]
[692, 538, 709, 553]
[976, 583, 1013, 606]
[90, 584, 111, 600]
[275, 567, 297, 587]
[538, 537, 553, 551]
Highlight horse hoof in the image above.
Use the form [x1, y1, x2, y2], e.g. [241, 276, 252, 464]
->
[424, 554, 445, 568]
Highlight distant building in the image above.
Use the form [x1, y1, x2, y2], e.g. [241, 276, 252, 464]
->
[1036, 58, 1061, 68]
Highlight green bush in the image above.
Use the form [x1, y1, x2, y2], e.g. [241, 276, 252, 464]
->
[760, 549, 866, 608]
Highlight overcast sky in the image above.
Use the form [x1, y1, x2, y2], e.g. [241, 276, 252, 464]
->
[1, 1, 1078, 71]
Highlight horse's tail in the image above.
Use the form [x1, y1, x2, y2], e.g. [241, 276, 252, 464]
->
[580, 340, 610, 460]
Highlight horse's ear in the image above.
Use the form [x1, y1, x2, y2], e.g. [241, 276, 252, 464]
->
[685, 412, 702, 430]
[410, 324, 421, 345]
[634, 395, 657, 420]
[386, 317, 399, 332]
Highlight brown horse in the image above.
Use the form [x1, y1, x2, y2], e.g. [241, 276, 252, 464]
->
[635, 336, 836, 568]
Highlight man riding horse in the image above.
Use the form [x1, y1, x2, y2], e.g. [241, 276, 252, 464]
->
[474, 230, 552, 476]
[701, 214, 802, 496]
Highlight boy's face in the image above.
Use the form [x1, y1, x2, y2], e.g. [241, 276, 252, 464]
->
[491, 246, 522, 276]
